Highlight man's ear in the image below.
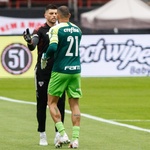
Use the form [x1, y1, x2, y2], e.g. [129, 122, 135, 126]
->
[57, 13, 60, 20]
[44, 13, 47, 19]
[69, 13, 71, 18]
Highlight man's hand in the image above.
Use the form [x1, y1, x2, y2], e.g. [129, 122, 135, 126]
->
[23, 28, 32, 44]
[41, 53, 47, 69]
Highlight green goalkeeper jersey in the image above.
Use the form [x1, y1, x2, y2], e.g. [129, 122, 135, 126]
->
[45, 22, 82, 74]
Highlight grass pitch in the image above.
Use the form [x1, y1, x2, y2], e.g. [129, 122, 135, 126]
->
[0, 77, 150, 150]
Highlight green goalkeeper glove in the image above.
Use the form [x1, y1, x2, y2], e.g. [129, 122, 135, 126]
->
[41, 53, 48, 69]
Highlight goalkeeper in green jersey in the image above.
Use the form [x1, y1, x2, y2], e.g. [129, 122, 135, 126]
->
[41, 5, 82, 149]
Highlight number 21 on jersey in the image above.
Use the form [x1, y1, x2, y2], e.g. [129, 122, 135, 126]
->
[66, 36, 79, 57]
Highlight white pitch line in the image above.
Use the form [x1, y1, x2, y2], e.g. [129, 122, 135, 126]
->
[0, 96, 36, 105]
[111, 119, 150, 122]
[0, 96, 150, 133]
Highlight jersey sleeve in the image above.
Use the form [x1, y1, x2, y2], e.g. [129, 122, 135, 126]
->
[49, 26, 59, 44]
[27, 28, 39, 51]
[45, 27, 59, 58]
[45, 43, 57, 58]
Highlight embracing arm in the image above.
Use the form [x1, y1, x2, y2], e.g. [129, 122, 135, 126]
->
[45, 43, 58, 58]
[41, 27, 58, 69]
[41, 43, 57, 69]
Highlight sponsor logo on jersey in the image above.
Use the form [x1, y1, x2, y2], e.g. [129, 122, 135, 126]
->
[64, 65, 80, 70]
[38, 81, 44, 87]
[64, 27, 79, 33]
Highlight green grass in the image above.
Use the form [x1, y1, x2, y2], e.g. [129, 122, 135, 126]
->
[80, 77, 150, 129]
[0, 77, 150, 150]
[0, 99, 150, 150]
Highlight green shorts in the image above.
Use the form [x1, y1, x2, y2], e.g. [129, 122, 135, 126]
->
[48, 72, 82, 98]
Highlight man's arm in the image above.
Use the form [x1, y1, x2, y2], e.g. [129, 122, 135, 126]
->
[41, 43, 57, 69]
[45, 27, 58, 58]
[23, 28, 39, 51]
[41, 27, 58, 69]
[45, 43, 57, 58]
[27, 35, 39, 51]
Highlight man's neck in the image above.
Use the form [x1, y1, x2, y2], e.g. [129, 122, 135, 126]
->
[47, 22, 55, 27]
[59, 18, 69, 23]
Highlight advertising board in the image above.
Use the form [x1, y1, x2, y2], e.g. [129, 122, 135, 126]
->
[0, 34, 150, 78]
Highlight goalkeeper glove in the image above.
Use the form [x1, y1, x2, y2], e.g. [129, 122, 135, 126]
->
[41, 53, 48, 69]
[23, 28, 32, 44]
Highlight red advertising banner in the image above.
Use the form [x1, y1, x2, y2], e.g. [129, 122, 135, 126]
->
[0, 16, 45, 35]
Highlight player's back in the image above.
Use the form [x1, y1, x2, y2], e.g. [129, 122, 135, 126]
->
[52, 22, 82, 74]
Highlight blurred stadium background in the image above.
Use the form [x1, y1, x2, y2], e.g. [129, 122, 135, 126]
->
[1, 0, 150, 79]
[0, 0, 150, 34]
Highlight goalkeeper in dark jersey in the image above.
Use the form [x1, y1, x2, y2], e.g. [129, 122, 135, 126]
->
[41, 6, 82, 149]
[23, 4, 66, 146]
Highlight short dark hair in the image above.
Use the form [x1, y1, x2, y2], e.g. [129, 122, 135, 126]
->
[45, 4, 57, 12]
[57, 6, 70, 18]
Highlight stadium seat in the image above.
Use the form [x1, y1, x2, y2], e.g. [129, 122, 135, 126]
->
[87, 0, 110, 8]
[0, 0, 10, 7]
